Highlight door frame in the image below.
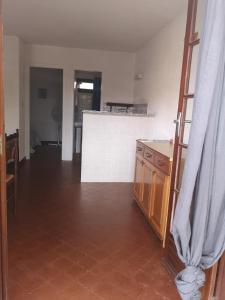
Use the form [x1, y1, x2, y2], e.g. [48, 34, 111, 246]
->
[163, 0, 220, 298]
[0, 0, 9, 298]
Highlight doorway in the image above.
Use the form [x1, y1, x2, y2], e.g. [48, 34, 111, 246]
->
[73, 70, 102, 157]
[30, 67, 63, 157]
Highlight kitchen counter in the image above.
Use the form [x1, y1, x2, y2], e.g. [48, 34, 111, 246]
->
[81, 112, 154, 182]
[83, 110, 149, 117]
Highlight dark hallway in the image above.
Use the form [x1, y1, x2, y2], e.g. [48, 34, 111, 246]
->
[8, 146, 179, 300]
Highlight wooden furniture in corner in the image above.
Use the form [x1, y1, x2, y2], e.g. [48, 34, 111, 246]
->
[5, 130, 19, 214]
[133, 140, 173, 246]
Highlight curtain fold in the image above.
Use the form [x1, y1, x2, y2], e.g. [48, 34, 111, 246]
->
[172, 0, 225, 299]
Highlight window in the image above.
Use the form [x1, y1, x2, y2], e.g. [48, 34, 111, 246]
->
[78, 82, 94, 90]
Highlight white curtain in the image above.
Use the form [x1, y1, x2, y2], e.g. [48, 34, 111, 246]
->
[172, 0, 225, 299]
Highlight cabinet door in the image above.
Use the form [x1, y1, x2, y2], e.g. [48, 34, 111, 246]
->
[150, 170, 166, 239]
[133, 156, 144, 202]
[142, 162, 154, 217]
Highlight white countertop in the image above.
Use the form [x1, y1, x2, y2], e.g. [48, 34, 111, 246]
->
[83, 110, 149, 117]
[138, 139, 174, 161]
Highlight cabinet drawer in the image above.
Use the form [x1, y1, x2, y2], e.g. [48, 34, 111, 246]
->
[144, 148, 154, 164]
[154, 155, 170, 175]
[136, 142, 144, 156]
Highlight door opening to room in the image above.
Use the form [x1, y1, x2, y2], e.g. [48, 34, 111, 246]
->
[73, 70, 102, 159]
[30, 67, 63, 157]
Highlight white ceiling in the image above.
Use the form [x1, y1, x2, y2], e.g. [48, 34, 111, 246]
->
[3, 0, 186, 52]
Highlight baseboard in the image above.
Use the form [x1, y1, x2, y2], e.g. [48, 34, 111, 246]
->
[19, 157, 26, 168]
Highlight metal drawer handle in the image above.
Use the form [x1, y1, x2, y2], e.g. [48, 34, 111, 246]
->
[137, 147, 142, 151]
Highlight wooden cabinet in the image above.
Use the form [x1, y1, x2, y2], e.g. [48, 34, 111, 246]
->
[150, 170, 171, 241]
[133, 155, 144, 201]
[150, 171, 165, 235]
[133, 140, 173, 246]
[142, 162, 154, 216]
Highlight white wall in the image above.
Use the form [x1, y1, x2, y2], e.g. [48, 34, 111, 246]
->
[26, 45, 135, 104]
[3, 36, 20, 133]
[81, 113, 157, 182]
[30, 68, 63, 143]
[19, 38, 26, 160]
[24, 45, 135, 160]
[4, 9, 187, 162]
[134, 8, 187, 140]
[3, 36, 26, 160]
[4, 2, 204, 166]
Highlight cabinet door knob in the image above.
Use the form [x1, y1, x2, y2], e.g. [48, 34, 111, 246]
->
[157, 160, 164, 166]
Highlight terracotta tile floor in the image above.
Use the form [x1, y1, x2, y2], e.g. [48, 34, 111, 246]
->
[8, 146, 179, 299]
